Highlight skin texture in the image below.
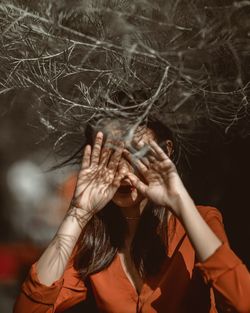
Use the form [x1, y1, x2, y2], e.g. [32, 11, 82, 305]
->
[73, 132, 126, 214]
[37, 131, 126, 286]
[36, 126, 222, 288]
[122, 137, 222, 261]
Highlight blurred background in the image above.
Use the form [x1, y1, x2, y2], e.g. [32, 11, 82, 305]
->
[0, 90, 76, 312]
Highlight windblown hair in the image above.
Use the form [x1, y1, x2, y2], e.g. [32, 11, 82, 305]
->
[74, 201, 171, 279]
[73, 118, 176, 279]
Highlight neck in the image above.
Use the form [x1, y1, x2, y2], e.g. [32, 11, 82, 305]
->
[119, 198, 148, 219]
[119, 199, 148, 247]
[119, 203, 172, 249]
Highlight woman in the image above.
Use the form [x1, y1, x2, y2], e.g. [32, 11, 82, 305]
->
[14, 119, 250, 313]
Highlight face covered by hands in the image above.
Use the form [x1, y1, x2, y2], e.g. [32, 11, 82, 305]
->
[117, 126, 189, 217]
[84, 121, 188, 216]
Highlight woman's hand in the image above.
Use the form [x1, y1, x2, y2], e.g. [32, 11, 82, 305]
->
[125, 140, 190, 217]
[72, 131, 125, 215]
[36, 131, 126, 287]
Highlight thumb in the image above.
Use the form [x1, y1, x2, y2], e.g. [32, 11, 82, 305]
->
[126, 172, 147, 195]
[112, 170, 126, 188]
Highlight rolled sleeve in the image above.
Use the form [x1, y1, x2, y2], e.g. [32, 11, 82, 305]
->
[195, 242, 242, 284]
[21, 263, 64, 305]
[195, 206, 250, 312]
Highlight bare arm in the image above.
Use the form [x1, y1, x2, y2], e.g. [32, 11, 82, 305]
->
[36, 206, 91, 286]
[126, 139, 222, 261]
[173, 192, 222, 261]
[127, 139, 250, 312]
[36, 132, 125, 286]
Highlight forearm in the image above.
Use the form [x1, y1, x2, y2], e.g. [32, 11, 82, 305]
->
[174, 192, 222, 262]
[36, 205, 92, 286]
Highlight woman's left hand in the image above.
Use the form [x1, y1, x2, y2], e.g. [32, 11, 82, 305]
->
[125, 140, 190, 216]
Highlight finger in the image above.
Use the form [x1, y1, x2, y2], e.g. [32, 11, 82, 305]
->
[148, 155, 157, 164]
[101, 138, 120, 166]
[81, 145, 91, 169]
[107, 142, 124, 171]
[149, 140, 169, 161]
[100, 140, 113, 166]
[159, 158, 175, 171]
[112, 169, 126, 188]
[91, 132, 103, 165]
[131, 140, 152, 166]
[150, 161, 161, 171]
[123, 149, 148, 176]
[123, 149, 133, 163]
[139, 155, 150, 168]
[126, 172, 147, 195]
[135, 139, 144, 149]
[134, 158, 148, 176]
[133, 148, 151, 168]
[132, 139, 150, 156]
[132, 130, 144, 149]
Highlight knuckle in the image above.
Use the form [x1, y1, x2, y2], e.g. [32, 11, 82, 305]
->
[92, 152, 99, 158]
[163, 159, 172, 166]
[95, 141, 102, 147]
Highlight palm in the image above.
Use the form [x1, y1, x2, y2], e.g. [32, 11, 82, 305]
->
[127, 140, 186, 209]
[72, 132, 125, 214]
[143, 162, 183, 207]
[75, 166, 118, 211]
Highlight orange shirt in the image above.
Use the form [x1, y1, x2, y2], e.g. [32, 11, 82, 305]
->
[14, 206, 250, 313]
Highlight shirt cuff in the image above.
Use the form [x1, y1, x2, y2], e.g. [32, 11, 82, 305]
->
[195, 242, 242, 284]
[21, 263, 64, 305]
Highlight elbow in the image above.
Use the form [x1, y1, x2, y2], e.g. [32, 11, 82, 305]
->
[221, 300, 250, 313]
[215, 285, 250, 313]
[234, 283, 250, 313]
[234, 302, 250, 313]
[227, 295, 250, 313]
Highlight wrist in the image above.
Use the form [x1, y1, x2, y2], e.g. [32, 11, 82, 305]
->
[70, 198, 93, 214]
[68, 199, 94, 223]
[170, 189, 195, 219]
[66, 205, 93, 228]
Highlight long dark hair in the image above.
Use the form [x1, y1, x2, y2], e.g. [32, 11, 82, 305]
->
[74, 118, 177, 279]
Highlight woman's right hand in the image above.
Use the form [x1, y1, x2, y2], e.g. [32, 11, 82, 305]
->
[72, 131, 125, 216]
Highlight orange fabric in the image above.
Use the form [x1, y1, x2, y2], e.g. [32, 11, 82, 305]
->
[14, 206, 250, 313]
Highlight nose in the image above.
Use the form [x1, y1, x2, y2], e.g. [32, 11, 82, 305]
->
[118, 158, 134, 186]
